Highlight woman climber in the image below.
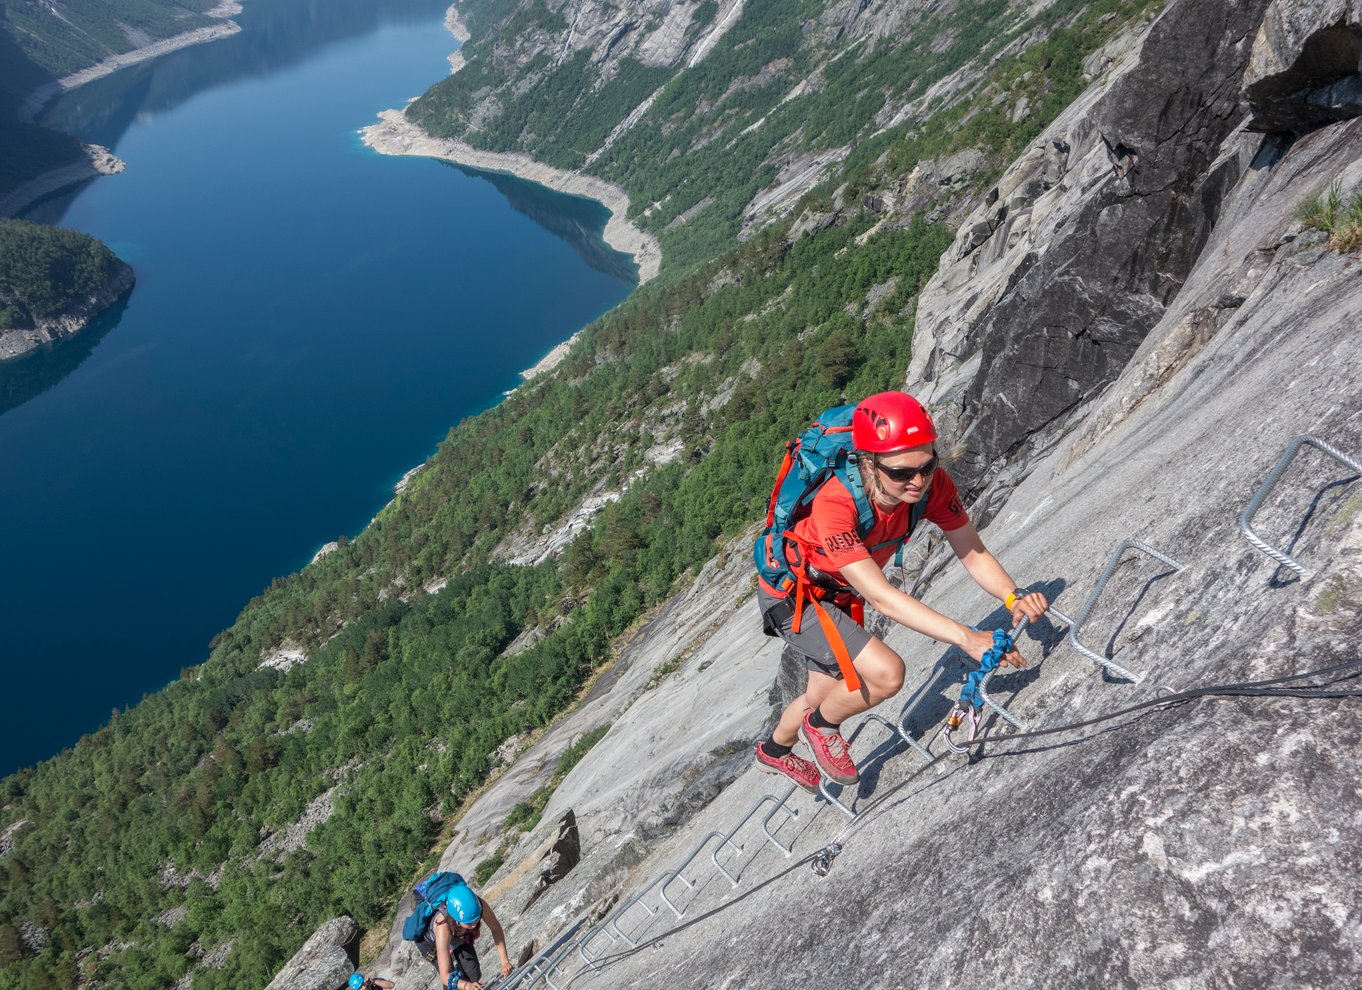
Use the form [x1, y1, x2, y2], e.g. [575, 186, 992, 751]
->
[753, 390, 1050, 789]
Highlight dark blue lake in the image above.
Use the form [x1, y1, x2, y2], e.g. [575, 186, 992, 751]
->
[1, 0, 635, 776]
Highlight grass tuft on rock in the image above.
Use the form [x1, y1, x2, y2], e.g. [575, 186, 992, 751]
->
[503, 723, 612, 835]
[1297, 180, 1362, 252]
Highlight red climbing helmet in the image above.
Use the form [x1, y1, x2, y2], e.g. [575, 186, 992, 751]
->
[852, 391, 936, 453]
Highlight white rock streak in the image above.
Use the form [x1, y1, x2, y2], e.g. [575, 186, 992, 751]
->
[689, 0, 745, 68]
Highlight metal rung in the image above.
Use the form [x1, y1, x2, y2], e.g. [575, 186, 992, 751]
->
[577, 911, 628, 971]
[607, 871, 669, 943]
[712, 784, 799, 882]
[760, 783, 802, 855]
[533, 938, 583, 990]
[539, 956, 570, 990]
[1066, 539, 1184, 683]
[894, 662, 955, 764]
[1239, 434, 1361, 578]
[817, 716, 903, 818]
[658, 831, 726, 918]
[502, 918, 587, 990]
[893, 642, 1028, 763]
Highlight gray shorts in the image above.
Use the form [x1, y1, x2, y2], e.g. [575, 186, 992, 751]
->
[757, 586, 873, 680]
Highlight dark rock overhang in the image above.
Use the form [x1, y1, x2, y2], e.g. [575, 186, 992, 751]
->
[1248, 19, 1362, 136]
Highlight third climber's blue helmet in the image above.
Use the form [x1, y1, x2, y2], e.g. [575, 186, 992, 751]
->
[444, 884, 482, 925]
[348, 975, 365, 990]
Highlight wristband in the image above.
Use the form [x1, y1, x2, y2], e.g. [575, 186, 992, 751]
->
[1004, 589, 1025, 610]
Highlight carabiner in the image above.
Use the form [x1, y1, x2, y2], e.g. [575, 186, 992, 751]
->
[937, 703, 982, 755]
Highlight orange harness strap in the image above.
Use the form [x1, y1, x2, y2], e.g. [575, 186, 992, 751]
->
[785, 534, 863, 693]
[809, 597, 862, 692]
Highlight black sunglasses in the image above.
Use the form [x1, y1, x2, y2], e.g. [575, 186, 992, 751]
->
[875, 453, 937, 483]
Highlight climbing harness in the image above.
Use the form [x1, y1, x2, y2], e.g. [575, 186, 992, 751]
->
[753, 402, 927, 692]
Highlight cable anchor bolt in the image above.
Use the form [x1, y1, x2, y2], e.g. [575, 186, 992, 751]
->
[811, 843, 843, 877]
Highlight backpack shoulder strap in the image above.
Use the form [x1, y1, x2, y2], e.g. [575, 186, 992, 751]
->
[835, 454, 876, 537]
[838, 454, 929, 541]
[908, 492, 928, 535]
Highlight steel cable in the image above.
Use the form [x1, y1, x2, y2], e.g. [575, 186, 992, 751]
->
[544, 656, 1362, 986]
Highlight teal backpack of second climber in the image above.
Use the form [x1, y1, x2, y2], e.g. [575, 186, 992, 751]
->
[401, 871, 473, 942]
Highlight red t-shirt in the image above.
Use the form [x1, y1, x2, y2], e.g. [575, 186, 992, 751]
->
[787, 466, 969, 588]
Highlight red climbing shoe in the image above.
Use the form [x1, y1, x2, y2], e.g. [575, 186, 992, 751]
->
[755, 743, 820, 793]
[800, 712, 859, 786]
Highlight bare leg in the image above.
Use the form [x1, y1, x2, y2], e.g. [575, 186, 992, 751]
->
[769, 638, 906, 745]
[818, 637, 905, 725]
[770, 669, 839, 748]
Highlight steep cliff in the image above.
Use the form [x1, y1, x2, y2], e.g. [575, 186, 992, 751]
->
[337, 1, 1362, 987]
[3, 0, 1357, 985]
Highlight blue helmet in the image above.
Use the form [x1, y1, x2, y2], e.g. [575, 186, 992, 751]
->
[348, 975, 365, 990]
[444, 884, 482, 925]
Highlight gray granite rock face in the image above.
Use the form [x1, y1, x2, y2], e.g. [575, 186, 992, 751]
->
[523, 809, 581, 909]
[911, 0, 1275, 502]
[361, 545, 780, 990]
[263, 916, 359, 990]
[548, 104, 1362, 990]
[0, 261, 133, 362]
[465, 0, 1358, 985]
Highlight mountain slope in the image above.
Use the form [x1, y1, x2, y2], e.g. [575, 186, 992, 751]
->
[0, 0, 222, 80]
[349, 1, 1362, 987]
[9, 0, 1362, 987]
[409, 0, 1167, 272]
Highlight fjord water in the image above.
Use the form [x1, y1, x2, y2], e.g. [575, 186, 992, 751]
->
[0, 0, 634, 775]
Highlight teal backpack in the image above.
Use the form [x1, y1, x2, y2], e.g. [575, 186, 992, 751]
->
[752, 403, 925, 595]
[401, 871, 467, 943]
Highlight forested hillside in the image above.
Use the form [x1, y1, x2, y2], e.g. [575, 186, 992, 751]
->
[0, 219, 124, 330]
[411, 0, 1162, 271]
[0, 0, 220, 78]
[0, 0, 216, 354]
[0, 0, 228, 201]
[0, 208, 953, 990]
[0, 29, 83, 202]
[0, 2, 1171, 987]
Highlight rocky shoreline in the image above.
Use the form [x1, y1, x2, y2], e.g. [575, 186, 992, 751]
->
[17, 7, 243, 124]
[360, 4, 659, 283]
[445, 5, 470, 74]
[359, 109, 661, 284]
[0, 145, 125, 219]
[4, 3, 242, 220]
[519, 332, 584, 382]
[0, 262, 135, 362]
